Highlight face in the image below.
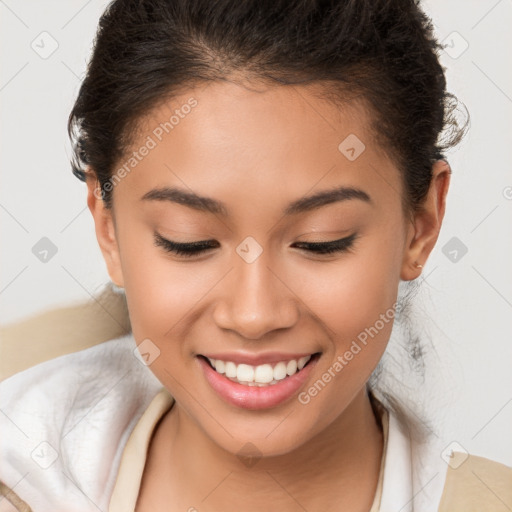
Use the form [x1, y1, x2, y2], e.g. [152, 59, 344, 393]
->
[88, 80, 448, 457]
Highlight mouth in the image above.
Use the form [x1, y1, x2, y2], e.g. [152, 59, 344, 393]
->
[199, 353, 318, 386]
[196, 352, 321, 410]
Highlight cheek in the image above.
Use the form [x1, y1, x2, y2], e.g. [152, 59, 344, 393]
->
[288, 234, 401, 394]
[291, 251, 399, 425]
[290, 233, 401, 340]
[121, 250, 216, 390]
[118, 231, 209, 342]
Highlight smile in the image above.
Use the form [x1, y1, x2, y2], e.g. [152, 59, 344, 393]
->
[197, 352, 321, 410]
[205, 356, 313, 386]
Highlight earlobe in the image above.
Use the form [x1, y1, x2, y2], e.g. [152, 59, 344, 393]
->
[401, 160, 451, 281]
[85, 172, 125, 288]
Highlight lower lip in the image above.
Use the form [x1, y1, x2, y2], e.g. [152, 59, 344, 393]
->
[197, 355, 319, 410]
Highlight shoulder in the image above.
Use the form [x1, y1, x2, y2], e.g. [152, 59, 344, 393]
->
[378, 400, 512, 512]
[438, 452, 512, 512]
[0, 333, 163, 512]
[0, 283, 130, 382]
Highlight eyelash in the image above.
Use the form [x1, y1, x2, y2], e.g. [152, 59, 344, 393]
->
[154, 232, 358, 258]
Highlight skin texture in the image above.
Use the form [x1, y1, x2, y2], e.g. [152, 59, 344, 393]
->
[86, 80, 450, 511]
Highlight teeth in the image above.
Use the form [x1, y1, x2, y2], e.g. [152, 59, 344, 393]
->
[254, 364, 273, 384]
[273, 362, 287, 381]
[237, 364, 254, 382]
[215, 359, 225, 374]
[286, 359, 297, 375]
[298, 356, 310, 370]
[225, 361, 237, 378]
[206, 355, 313, 386]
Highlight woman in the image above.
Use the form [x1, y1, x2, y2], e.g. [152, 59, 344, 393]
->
[1, 0, 510, 511]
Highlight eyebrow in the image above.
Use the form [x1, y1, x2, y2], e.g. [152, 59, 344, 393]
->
[141, 185, 371, 216]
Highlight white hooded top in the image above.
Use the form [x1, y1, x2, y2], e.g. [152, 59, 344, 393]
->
[0, 333, 454, 511]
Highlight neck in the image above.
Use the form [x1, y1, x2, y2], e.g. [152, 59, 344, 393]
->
[140, 388, 384, 512]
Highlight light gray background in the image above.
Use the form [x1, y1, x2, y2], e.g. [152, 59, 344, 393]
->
[1, 1, 511, 466]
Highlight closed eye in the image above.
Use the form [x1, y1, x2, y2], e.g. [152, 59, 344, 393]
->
[292, 233, 358, 254]
[154, 234, 219, 257]
[154, 232, 358, 258]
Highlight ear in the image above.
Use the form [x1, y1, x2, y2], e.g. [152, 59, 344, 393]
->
[401, 160, 451, 281]
[85, 171, 125, 288]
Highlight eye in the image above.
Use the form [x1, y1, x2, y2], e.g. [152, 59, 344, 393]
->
[154, 232, 358, 258]
[292, 233, 358, 255]
[154, 233, 219, 258]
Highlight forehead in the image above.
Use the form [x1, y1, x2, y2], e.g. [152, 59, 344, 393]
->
[115, 80, 403, 217]
[140, 80, 375, 161]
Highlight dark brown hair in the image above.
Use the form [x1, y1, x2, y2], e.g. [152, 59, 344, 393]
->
[68, 0, 467, 213]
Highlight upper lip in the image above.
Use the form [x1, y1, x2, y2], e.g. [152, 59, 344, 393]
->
[199, 351, 318, 366]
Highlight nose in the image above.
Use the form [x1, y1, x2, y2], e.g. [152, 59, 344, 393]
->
[212, 248, 299, 340]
